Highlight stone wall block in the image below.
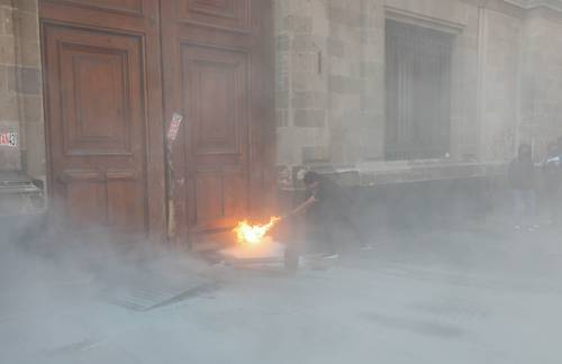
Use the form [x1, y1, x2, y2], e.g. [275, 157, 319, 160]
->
[7, 65, 41, 94]
[0, 34, 15, 63]
[0, 7, 13, 35]
[15, 0, 37, 13]
[302, 145, 329, 162]
[294, 109, 326, 128]
[276, 73, 288, 92]
[283, 15, 312, 33]
[276, 110, 289, 128]
[0, 64, 6, 89]
[22, 94, 42, 123]
[276, 34, 290, 52]
[291, 52, 317, 74]
[16, 38, 40, 67]
[13, 9, 39, 42]
[292, 34, 324, 52]
[25, 121, 44, 176]
[329, 75, 361, 94]
[292, 91, 327, 109]
[276, 91, 289, 109]
[292, 72, 324, 92]
[327, 38, 344, 57]
[0, 92, 18, 121]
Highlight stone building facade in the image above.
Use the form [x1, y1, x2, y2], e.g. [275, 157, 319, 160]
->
[1, 0, 562, 224]
[275, 0, 562, 188]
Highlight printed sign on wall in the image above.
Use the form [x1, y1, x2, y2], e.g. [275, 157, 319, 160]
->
[0, 132, 17, 147]
[167, 113, 183, 142]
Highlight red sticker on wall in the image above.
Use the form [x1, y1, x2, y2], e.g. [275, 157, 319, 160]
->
[0, 132, 17, 147]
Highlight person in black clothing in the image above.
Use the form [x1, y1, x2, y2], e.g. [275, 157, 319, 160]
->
[287, 171, 370, 258]
[508, 144, 537, 231]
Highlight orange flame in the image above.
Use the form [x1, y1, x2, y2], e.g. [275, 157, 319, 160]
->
[233, 216, 281, 245]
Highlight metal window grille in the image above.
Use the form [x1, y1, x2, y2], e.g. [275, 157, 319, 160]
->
[385, 20, 453, 161]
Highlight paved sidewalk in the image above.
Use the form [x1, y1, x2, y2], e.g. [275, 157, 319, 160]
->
[1, 223, 562, 364]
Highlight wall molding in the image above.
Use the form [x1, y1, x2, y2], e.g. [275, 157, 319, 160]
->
[459, 0, 562, 16]
[385, 6, 466, 34]
[505, 0, 562, 12]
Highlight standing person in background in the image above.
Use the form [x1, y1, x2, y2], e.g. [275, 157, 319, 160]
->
[543, 138, 562, 226]
[508, 144, 538, 231]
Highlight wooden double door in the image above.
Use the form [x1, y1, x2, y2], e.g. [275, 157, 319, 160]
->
[40, 0, 274, 245]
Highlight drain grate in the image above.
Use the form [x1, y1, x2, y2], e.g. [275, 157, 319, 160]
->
[101, 273, 217, 311]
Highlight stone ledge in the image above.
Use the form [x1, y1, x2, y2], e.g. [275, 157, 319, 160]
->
[279, 160, 508, 191]
[0, 171, 44, 216]
[505, 0, 562, 11]
[351, 161, 507, 187]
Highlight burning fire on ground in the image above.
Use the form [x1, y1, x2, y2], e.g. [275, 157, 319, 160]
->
[233, 216, 281, 245]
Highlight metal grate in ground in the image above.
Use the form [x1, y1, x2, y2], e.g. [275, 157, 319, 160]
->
[101, 271, 217, 311]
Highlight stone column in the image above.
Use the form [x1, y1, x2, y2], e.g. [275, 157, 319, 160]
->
[275, 0, 330, 187]
[0, 0, 22, 171]
[358, 0, 386, 161]
[0, 0, 44, 179]
[520, 7, 562, 158]
[274, 0, 387, 184]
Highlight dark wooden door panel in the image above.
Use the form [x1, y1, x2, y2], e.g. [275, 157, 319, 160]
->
[161, 0, 273, 246]
[190, 168, 248, 232]
[194, 171, 223, 222]
[66, 179, 107, 227]
[107, 174, 146, 230]
[182, 45, 249, 232]
[222, 168, 247, 218]
[59, 40, 136, 156]
[185, 46, 246, 156]
[43, 0, 144, 14]
[43, 22, 150, 235]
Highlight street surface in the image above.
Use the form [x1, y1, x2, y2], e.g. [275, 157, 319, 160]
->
[1, 221, 561, 364]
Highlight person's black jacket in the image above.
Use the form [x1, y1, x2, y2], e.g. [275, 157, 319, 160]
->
[306, 175, 350, 214]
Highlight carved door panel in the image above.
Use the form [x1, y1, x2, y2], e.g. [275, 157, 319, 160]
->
[40, 1, 164, 240]
[161, 0, 274, 246]
[182, 45, 249, 235]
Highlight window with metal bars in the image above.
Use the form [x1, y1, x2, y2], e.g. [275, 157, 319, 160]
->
[385, 20, 453, 161]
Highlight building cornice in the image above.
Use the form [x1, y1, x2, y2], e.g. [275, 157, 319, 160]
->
[460, 0, 562, 18]
[385, 6, 466, 34]
[504, 0, 562, 12]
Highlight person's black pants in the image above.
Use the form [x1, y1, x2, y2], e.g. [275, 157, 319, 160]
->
[306, 207, 365, 254]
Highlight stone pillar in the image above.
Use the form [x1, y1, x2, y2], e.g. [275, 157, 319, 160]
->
[520, 7, 562, 158]
[477, 6, 522, 162]
[358, 0, 386, 160]
[0, 0, 22, 171]
[274, 0, 387, 188]
[0, 0, 44, 179]
[275, 0, 330, 187]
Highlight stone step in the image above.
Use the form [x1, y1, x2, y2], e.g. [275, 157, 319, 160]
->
[0, 172, 45, 217]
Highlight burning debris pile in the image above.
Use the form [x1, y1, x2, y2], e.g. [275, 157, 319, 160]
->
[233, 216, 281, 246]
[219, 216, 285, 265]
